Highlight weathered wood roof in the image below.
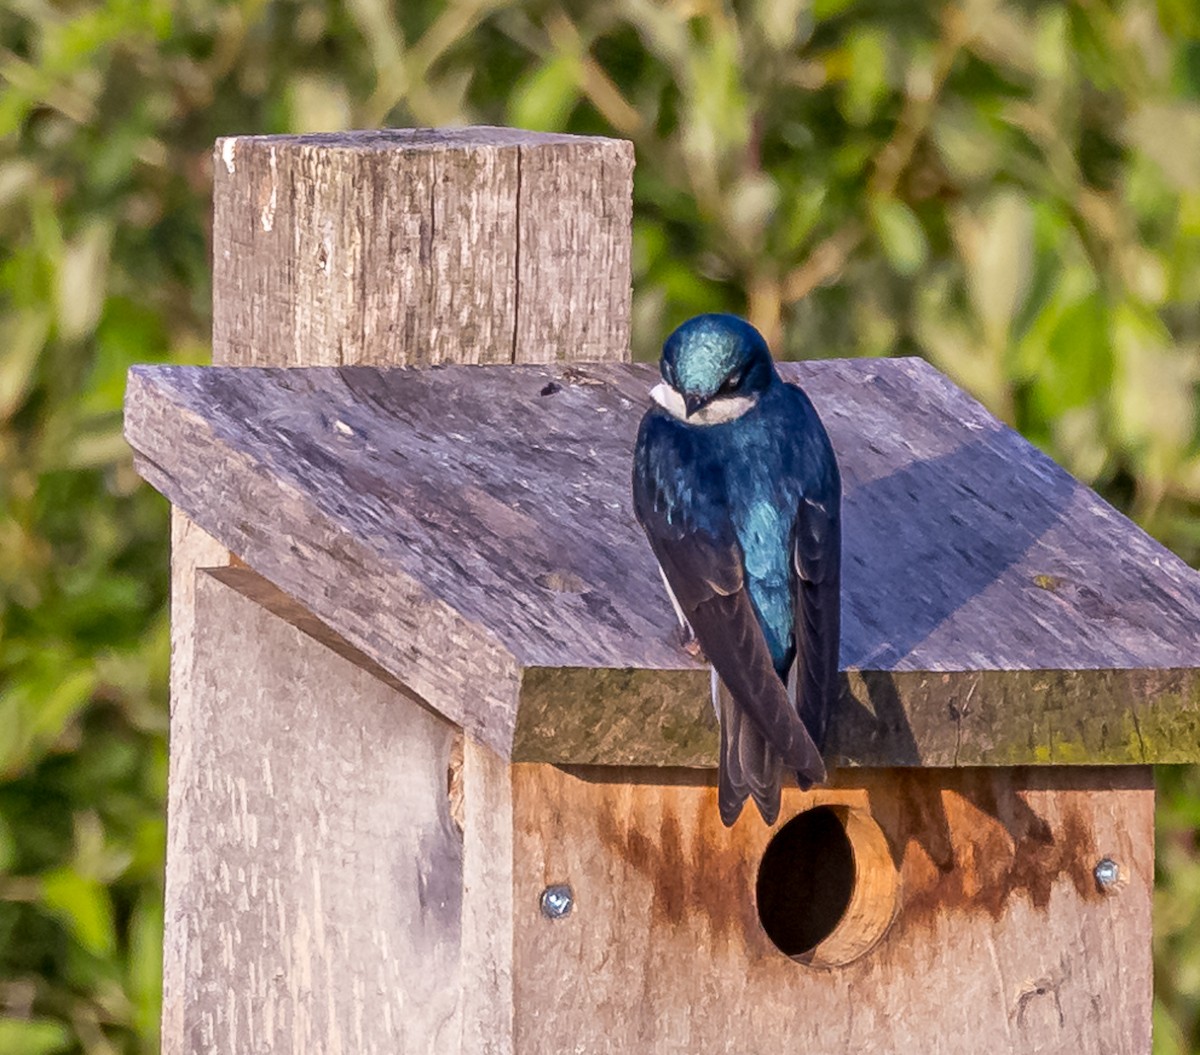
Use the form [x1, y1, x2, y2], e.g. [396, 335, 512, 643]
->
[124, 359, 1200, 768]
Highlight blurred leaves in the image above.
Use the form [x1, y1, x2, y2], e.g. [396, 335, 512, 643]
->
[508, 53, 580, 129]
[40, 869, 117, 960]
[1127, 102, 1200, 190]
[0, 1018, 74, 1055]
[870, 196, 929, 276]
[1, 0, 1199, 1050]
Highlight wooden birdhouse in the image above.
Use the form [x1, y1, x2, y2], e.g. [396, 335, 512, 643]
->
[124, 130, 1200, 1055]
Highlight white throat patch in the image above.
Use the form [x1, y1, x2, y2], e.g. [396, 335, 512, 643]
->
[650, 381, 757, 426]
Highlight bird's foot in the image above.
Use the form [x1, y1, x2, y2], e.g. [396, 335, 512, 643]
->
[677, 624, 706, 661]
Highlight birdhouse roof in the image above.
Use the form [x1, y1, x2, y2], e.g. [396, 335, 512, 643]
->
[124, 358, 1200, 768]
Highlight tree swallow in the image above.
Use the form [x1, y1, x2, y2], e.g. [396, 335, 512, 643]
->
[631, 314, 841, 825]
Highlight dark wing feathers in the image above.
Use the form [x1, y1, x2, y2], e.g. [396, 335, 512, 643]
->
[791, 494, 841, 752]
[633, 413, 826, 796]
[686, 583, 825, 779]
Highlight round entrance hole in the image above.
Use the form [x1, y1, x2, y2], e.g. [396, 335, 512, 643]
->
[755, 804, 899, 968]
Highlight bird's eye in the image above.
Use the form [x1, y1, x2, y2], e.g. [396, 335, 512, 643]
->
[719, 371, 743, 395]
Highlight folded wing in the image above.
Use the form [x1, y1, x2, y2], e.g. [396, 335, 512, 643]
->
[791, 491, 841, 755]
[632, 415, 827, 822]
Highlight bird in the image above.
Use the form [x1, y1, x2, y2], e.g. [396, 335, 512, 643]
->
[631, 313, 841, 826]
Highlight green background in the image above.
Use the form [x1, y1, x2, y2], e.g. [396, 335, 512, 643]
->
[2, 0, 1200, 1050]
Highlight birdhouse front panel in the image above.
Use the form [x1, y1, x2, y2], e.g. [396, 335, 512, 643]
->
[508, 763, 1152, 1054]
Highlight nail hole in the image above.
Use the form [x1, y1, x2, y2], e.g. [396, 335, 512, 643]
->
[756, 804, 899, 968]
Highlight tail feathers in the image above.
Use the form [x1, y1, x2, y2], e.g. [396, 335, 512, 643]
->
[716, 680, 783, 826]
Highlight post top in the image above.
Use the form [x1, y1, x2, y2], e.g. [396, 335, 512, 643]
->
[214, 126, 633, 156]
[125, 358, 1200, 769]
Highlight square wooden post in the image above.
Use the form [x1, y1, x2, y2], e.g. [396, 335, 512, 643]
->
[163, 129, 633, 1054]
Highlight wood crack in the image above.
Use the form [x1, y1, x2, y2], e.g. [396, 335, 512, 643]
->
[511, 144, 522, 364]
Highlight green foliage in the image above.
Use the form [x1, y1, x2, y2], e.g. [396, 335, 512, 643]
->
[2, 0, 1199, 1049]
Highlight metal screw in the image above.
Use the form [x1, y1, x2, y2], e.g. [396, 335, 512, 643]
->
[540, 884, 574, 919]
[1094, 857, 1120, 890]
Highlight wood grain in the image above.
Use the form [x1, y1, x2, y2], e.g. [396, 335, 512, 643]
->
[162, 510, 228, 1054]
[513, 137, 633, 363]
[165, 570, 462, 1054]
[508, 765, 1153, 1054]
[458, 738, 516, 1055]
[212, 128, 633, 367]
[127, 358, 1200, 766]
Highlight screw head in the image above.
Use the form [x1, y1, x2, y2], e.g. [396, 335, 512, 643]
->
[540, 883, 574, 919]
[1094, 857, 1120, 890]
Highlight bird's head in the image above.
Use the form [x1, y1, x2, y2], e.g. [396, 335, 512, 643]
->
[653, 314, 776, 424]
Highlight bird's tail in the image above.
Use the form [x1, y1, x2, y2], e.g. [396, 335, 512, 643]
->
[715, 675, 783, 826]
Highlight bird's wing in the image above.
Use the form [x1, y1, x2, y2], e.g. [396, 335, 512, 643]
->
[791, 491, 841, 754]
[632, 414, 826, 784]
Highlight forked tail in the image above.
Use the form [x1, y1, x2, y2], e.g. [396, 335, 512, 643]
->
[715, 675, 785, 826]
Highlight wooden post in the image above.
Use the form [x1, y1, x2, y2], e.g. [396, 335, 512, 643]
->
[211, 128, 633, 367]
[163, 128, 632, 1054]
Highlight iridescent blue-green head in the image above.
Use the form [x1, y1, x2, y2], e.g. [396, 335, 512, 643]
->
[655, 313, 777, 422]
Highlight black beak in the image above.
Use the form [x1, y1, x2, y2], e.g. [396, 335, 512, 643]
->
[684, 394, 709, 418]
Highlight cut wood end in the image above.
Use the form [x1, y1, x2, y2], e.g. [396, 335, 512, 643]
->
[209, 127, 633, 155]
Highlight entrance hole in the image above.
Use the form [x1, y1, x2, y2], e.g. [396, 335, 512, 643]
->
[755, 804, 899, 968]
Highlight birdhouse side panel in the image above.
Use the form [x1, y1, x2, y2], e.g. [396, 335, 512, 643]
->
[162, 571, 463, 1054]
